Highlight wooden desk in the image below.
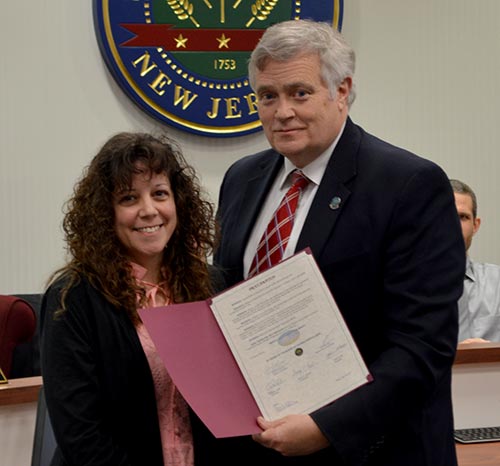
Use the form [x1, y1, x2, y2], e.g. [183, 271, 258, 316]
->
[453, 343, 500, 430]
[454, 343, 500, 465]
[0, 375, 42, 406]
[456, 441, 500, 466]
[456, 341, 500, 365]
[0, 376, 42, 466]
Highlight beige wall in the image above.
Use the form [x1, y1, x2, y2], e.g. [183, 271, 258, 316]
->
[2, 1, 500, 293]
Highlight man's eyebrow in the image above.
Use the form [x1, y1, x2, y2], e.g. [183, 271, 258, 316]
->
[256, 82, 313, 93]
[255, 84, 275, 93]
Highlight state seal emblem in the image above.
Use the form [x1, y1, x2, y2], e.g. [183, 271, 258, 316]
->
[93, 0, 344, 137]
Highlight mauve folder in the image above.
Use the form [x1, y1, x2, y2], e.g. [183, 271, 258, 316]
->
[139, 301, 262, 438]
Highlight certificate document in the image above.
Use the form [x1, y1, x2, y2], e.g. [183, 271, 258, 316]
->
[210, 249, 371, 420]
[139, 249, 372, 437]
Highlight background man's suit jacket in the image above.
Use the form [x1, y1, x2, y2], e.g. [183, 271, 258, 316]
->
[213, 118, 465, 466]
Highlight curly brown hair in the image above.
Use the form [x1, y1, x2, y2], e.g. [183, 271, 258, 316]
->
[51, 132, 217, 323]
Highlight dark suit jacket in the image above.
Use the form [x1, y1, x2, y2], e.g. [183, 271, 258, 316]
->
[213, 118, 465, 466]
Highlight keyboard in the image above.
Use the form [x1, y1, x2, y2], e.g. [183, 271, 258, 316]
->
[454, 426, 500, 443]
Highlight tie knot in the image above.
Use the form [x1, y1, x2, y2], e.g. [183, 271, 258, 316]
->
[291, 170, 309, 190]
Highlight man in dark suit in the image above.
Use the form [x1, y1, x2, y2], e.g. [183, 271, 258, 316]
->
[213, 19, 465, 466]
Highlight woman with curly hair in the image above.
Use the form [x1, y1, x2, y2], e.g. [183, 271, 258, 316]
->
[40, 132, 221, 466]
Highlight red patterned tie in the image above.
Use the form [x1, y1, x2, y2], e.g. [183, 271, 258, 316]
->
[248, 170, 309, 277]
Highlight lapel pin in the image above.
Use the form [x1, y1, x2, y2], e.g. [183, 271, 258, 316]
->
[329, 196, 341, 210]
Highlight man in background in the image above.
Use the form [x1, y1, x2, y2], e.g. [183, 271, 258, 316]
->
[450, 178, 500, 343]
[214, 19, 464, 466]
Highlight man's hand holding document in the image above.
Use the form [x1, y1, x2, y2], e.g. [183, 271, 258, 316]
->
[139, 249, 372, 438]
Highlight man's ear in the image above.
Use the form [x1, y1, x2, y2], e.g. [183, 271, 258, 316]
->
[336, 77, 352, 109]
[473, 217, 481, 236]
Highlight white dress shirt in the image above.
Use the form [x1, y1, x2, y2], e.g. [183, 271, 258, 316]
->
[458, 256, 500, 342]
[243, 124, 346, 278]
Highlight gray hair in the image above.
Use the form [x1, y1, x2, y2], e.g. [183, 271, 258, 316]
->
[248, 19, 356, 106]
[450, 179, 478, 218]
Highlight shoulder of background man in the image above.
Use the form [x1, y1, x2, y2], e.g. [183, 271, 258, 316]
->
[469, 259, 500, 280]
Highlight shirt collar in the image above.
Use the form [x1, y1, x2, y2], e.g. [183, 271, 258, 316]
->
[130, 262, 148, 281]
[465, 256, 476, 282]
[130, 262, 168, 308]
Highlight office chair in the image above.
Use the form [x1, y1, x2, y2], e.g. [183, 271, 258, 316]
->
[31, 387, 57, 466]
[12, 293, 43, 377]
[0, 295, 36, 377]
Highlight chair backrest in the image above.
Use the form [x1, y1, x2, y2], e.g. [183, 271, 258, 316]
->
[0, 295, 36, 377]
[31, 387, 57, 466]
[12, 294, 43, 378]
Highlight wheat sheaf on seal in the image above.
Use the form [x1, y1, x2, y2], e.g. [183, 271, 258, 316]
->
[93, 0, 342, 137]
[247, 0, 279, 26]
[166, 0, 199, 26]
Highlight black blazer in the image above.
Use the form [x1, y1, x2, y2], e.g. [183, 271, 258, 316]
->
[40, 274, 217, 466]
[213, 118, 465, 466]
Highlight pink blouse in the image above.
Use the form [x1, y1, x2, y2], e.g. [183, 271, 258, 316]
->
[132, 263, 194, 466]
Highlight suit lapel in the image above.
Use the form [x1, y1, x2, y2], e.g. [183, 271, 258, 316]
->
[297, 118, 361, 257]
[229, 152, 283, 269]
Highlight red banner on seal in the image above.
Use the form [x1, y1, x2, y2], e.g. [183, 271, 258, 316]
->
[120, 24, 264, 52]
